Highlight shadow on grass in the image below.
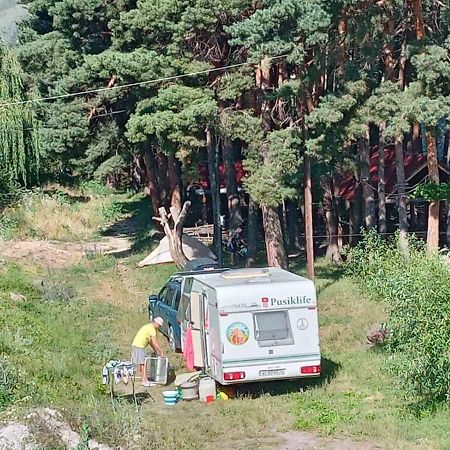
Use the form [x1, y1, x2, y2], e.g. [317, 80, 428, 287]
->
[226, 357, 340, 399]
[118, 391, 156, 406]
[43, 188, 91, 204]
[100, 196, 162, 257]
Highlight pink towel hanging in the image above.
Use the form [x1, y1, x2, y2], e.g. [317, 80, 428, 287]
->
[183, 326, 195, 370]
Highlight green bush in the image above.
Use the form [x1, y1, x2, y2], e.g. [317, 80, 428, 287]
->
[346, 231, 450, 406]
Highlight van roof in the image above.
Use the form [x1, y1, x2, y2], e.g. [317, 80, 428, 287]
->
[191, 267, 313, 289]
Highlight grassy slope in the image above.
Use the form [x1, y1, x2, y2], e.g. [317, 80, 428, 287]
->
[0, 188, 449, 449]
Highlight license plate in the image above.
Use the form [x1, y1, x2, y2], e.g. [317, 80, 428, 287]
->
[259, 369, 285, 377]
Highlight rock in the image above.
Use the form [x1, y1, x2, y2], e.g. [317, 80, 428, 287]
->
[0, 423, 36, 450]
[28, 408, 113, 450]
[9, 292, 26, 302]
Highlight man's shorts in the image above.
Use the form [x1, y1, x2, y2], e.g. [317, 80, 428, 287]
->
[131, 346, 146, 365]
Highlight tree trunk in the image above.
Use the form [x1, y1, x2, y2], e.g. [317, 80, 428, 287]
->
[261, 204, 288, 269]
[410, 0, 426, 40]
[154, 203, 191, 268]
[258, 56, 287, 268]
[426, 131, 440, 253]
[156, 152, 169, 207]
[167, 153, 182, 211]
[382, 16, 395, 81]
[138, 202, 191, 268]
[286, 199, 300, 251]
[378, 123, 387, 235]
[323, 177, 342, 263]
[337, 13, 347, 81]
[246, 196, 258, 267]
[304, 155, 315, 279]
[206, 127, 222, 260]
[222, 136, 242, 233]
[350, 182, 363, 245]
[142, 147, 161, 216]
[395, 136, 409, 254]
[359, 135, 376, 229]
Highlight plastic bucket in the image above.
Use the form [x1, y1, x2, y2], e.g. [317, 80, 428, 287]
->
[162, 390, 178, 406]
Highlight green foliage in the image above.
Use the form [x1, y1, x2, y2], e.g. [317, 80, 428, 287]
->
[0, 41, 41, 192]
[347, 231, 450, 405]
[244, 128, 302, 206]
[127, 85, 217, 154]
[412, 182, 450, 201]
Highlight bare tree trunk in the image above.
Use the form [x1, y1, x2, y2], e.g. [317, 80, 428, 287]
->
[142, 147, 161, 216]
[139, 202, 192, 268]
[426, 131, 440, 252]
[222, 136, 242, 233]
[261, 204, 288, 269]
[246, 196, 258, 267]
[323, 177, 342, 263]
[304, 155, 315, 279]
[359, 135, 376, 229]
[395, 136, 409, 254]
[378, 123, 387, 235]
[167, 153, 182, 211]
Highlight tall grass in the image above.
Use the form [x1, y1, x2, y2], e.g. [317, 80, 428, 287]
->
[0, 184, 125, 241]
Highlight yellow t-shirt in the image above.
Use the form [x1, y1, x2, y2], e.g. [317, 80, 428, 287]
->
[132, 324, 157, 348]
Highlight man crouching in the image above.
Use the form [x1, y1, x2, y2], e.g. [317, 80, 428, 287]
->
[131, 317, 165, 387]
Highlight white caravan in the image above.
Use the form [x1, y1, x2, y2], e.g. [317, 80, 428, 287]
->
[177, 267, 320, 384]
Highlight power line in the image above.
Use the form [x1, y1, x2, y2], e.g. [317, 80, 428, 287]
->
[3, 108, 128, 132]
[0, 55, 289, 109]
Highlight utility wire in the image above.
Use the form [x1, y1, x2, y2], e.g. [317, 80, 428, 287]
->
[4, 109, 128, 132]
[0, 54, 289, 108]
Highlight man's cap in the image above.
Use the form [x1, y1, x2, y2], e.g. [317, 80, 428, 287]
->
[153, 317, 164, 327]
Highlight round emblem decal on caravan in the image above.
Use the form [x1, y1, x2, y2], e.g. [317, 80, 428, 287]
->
[226, 322, 250, 345]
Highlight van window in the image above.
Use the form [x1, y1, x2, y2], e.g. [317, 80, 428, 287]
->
[253, 310, 294, 347]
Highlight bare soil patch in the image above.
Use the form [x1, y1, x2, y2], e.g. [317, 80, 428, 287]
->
[0, 237, 131, 268]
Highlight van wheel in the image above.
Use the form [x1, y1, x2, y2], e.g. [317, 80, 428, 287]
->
[168, 326, 177, 353]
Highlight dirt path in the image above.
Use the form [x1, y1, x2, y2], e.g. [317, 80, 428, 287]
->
[0, 236, 132, 268]
[275, 431, 382, 450]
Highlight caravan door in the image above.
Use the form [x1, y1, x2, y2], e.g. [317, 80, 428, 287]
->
[189, 291, 205, 368]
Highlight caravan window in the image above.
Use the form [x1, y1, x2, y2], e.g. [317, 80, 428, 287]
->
[253, 310, 294, 347]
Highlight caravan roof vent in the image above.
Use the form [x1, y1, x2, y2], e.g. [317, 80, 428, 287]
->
[220, 268, 270, 280]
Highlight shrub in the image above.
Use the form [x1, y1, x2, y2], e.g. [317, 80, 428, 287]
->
[346, 231, 450, 405]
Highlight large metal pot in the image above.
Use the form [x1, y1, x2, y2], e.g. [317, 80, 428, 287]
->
[180, 380, 199, 401]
